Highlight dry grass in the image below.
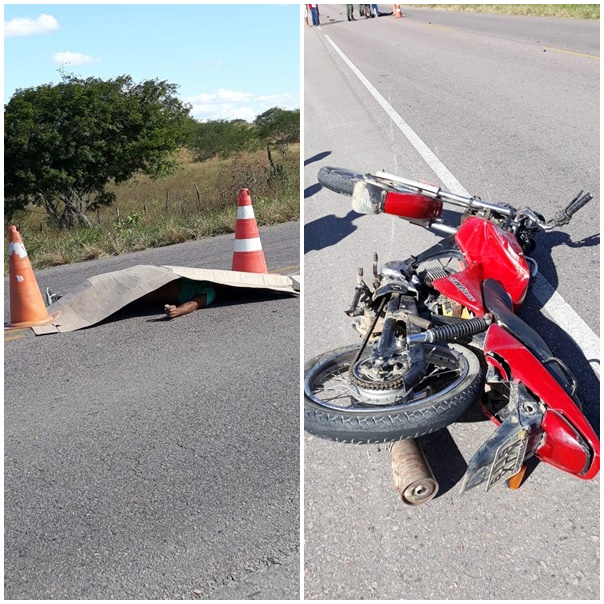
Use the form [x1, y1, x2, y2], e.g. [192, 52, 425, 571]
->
[409, 4, 599, 19]
[6, 145, 300, 271]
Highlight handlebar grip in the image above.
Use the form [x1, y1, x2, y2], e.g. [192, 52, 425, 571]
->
[549, 191, 593, 226]
[566, 191, 593, 216]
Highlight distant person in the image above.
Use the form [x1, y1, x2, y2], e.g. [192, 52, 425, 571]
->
[308, 4, 320, 26]
[359, 4, 370, 19]
[371, 4, 379, 17]
[346, 4, 356, 21]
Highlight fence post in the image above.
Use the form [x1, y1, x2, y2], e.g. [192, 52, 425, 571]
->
[195, 184, 202, 211]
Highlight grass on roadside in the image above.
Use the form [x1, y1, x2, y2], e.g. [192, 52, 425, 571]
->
[6, 146, 300, 272]
[409, 4, 600, 19]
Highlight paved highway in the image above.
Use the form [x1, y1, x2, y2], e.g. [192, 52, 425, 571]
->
[304, 6, 599, 600]
[4, 222, 300, 599]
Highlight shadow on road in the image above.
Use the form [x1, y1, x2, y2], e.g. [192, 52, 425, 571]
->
[305, 210, 362, 254]
[531, 230, 599, 292]
[305, 151, 331, 166]
[305, 152, 333, 199]
[417, 429, 467, 498]
[305, 183, 322, 199]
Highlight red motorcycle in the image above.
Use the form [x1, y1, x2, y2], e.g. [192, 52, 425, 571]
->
[304, 167, 599, 499]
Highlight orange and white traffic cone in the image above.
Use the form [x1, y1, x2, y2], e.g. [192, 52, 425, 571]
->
[395, 5, 403, 18]
[232, 189, 268, 273]
[5, 225, 55, 329]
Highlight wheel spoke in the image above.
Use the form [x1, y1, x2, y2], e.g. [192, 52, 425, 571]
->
[306, 345, 471, 412]
[411, 367, 459, 397]
[311, 367, 364, 408]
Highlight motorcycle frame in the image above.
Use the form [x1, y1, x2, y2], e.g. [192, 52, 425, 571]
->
[361, 178, 600, 484]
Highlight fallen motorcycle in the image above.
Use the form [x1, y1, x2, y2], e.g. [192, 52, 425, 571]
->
[304, 166, 599, 502]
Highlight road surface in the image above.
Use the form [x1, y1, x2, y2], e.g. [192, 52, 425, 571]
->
[4, 222, 300, 600]
[304, 6, 599, 600]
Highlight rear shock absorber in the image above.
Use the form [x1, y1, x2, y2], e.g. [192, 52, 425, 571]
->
[406, 315, 491, 344]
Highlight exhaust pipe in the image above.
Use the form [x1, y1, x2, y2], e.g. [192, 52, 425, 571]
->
[391, 439, 439, 505]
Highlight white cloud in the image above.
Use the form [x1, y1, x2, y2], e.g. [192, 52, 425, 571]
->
[187, 102, 256, 122]
[185, 88, 299, 122]
[216, 89, 254, 103]
[255, 93, 299, 109]
[4, 14, 59, 38]
[52, 51, 101, 66]
[187, 89, 253, 104]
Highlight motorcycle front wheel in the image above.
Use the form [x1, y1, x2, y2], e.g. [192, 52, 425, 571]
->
[318, 166, 367, 196]
[318, 166, 418, 200]
[304, 343, 484, 443]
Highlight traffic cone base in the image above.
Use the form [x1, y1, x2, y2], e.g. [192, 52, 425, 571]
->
[5, 226, 56, 330]
[232, 189, 268, 273]
[5, 315, 56, 330]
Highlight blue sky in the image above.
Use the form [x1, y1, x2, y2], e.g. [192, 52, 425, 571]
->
[3, 3, 300, 121]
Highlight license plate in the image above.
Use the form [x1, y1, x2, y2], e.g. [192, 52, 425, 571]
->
[486, 429, 529, 491]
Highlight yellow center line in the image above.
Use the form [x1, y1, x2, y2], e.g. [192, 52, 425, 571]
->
[4, 331, 26, 342]
[544, 46, 599, 60]
[419, 23, 453, 32]
[412, 23, 598, 60]
[270, 264, 300, 274]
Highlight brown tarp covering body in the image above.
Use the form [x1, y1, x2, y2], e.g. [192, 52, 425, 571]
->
[32, 265, 300, 335]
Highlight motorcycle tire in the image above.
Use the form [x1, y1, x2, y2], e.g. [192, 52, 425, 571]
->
[304, 342, 484, 443]
[318, 166, 366, 196]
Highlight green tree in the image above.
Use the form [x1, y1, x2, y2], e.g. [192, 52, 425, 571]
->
[4, 74, 191, 228]
[188, 118, 259, 162]
[254, 107, 300, 153]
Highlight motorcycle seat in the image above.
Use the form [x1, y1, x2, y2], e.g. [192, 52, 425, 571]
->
[482, 278, 575, 396]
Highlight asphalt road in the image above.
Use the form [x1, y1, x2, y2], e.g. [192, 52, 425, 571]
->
[4, 222, 300, 600]
[304, 7, 599, 600]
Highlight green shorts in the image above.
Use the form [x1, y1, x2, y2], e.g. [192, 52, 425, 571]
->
[178, 279, 216, 306]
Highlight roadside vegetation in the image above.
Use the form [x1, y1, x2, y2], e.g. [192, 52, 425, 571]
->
[4, 73, 299, 271]
[410, 4, 599, 19]
[7, 147, 299, 271]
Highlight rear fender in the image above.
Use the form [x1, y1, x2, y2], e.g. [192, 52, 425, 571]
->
[483, 324, 599, 480]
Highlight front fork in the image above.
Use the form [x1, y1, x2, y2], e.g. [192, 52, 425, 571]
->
[346, 256, 428, 393]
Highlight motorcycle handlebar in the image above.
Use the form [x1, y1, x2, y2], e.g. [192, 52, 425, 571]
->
[374, 170, 514, 217]
[550, 191, 593, 227]
[375, 170, 593, 231]
[333, 167, 592, 234]
[533, 191, 593, 230]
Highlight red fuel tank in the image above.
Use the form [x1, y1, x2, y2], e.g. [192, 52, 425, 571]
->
[455, 217, 530, 307]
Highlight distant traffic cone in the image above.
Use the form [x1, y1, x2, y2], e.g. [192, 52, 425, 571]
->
[232, 189, 268, 273]
[395, 5, 403, 18]
[5, 225, 55, 329]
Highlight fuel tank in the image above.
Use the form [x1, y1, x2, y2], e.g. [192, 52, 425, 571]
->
[434, 217, 530, 311]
